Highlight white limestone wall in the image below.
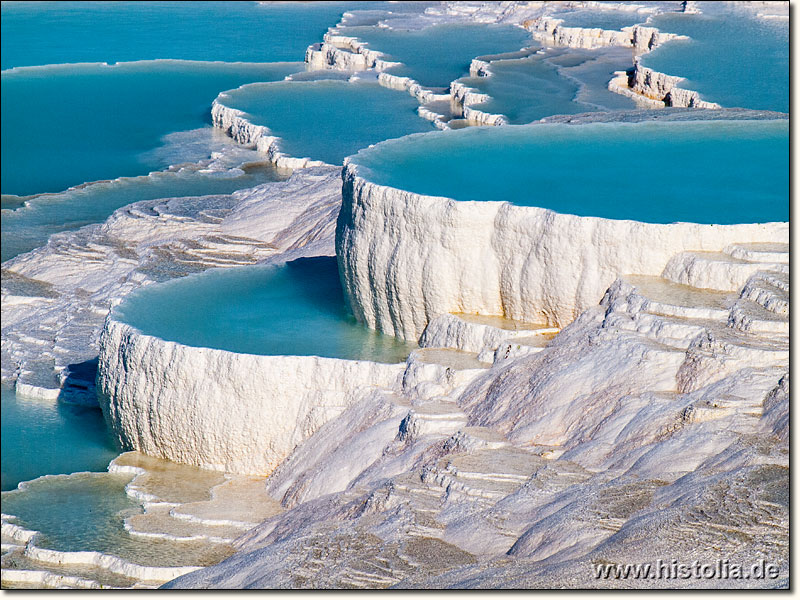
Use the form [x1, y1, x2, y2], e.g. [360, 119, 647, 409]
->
[97, 319, 406, 475]
[450, 81, 508, 126]
[210, 100, 329, 170]
[336, 162, 787, 341]
[629, 62, 721, 109]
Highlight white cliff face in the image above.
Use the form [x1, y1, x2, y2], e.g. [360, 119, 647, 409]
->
[97, 318, 407, 475]
[449, 80, 508, 126]
[336, 160, 786, 341]
[524, 17, 680, 54]
[628, 62, 721, 109]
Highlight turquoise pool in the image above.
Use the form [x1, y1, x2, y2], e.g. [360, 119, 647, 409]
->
[1, 385, 117, 492]
[642, 3, 788, 112]
[460, 47, 636, 123]
[338, 23, 533, 88]
[1, 61, 300, 197]
[351, 119, 788, 225]
[114, 257, 416, 363]
[1, 1, 384, 69]
[551, 9, 647, 30]
[216, 79, 433, 165]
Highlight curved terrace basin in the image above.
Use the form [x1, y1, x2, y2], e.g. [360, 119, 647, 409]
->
[114, 256, 415, 363]
[338, 24, 533, 88]
[1, 60, 299, 196]
[350, 119, 788, 225]
[643, 3, 788, 112]
[216, 79, 432, 165]
[461, 47, 636, 123]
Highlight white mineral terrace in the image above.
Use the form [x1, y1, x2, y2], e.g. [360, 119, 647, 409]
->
[336, 159, 786, 341]
[1, 0, 788, 590]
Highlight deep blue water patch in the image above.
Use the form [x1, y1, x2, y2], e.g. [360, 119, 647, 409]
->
[1, 1, 386, 69]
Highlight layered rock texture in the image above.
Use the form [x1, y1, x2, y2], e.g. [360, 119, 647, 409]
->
[2, 0, 788, 590]
[336, 157, 786, 341]
[167, 241, 788, 588]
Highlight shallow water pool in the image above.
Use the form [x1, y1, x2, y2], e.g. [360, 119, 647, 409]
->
[551, 9, 647, 30]
[1, 385, 117, 491]
[216, 79, 433, 165]
[642, 3, 788, 112]
[115, 257, 416, 363]
[350, 119, 788, 225]
[338, 23, 533, 88]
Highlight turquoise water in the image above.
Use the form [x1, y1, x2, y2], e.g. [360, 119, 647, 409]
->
[1, 155, 288, 262]
[463, 54, 584, 123]
[551, 9, 646, 30]
[462, 47, 635, 124]
[216, 79, 433, 165]
[1, 1, 382, 69]
[338, 24, 533, 87]
[351, 119, 788, 225]
[115, 257, 416, 363]
[1, 472, 230, 567]
[642, 4, 788, 112]
[1, 61, 300, 196]
[1, 385, 117, 492]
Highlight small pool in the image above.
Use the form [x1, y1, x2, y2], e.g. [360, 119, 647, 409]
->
[338, 23, 533, 88]
[350, 119, 788, 225]
[114, 257, 416, 363]
[460, 47, 636, 123]
[216, 79, 432, 165]
[642, 3, 788, 112]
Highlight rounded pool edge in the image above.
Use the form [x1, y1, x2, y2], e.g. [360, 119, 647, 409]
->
[97, 317, 407, 476]
[336, 160, 788, 341]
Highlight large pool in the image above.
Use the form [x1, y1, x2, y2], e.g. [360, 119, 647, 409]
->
[641, 3, 788, 112]
[0, 1, 383, 69]
[350, 119, 788, 225]
[215, 79, 433, 165]
[114, 257, 416, 363]
[1, 61, 299, 197]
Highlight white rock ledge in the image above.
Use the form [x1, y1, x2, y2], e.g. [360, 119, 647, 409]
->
[97, 318, 407, 475]
[336, 160, 787, 341]
[211, 100, 330, 170]
[616, 61, 722, 109]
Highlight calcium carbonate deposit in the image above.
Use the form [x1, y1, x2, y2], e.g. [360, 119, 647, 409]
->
[1, 0, 788, 590]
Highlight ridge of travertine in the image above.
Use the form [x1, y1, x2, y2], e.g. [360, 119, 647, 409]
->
[165, 253, 787, 589]
[336, 155, 786, 341]
[2, 1, 788, 590]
